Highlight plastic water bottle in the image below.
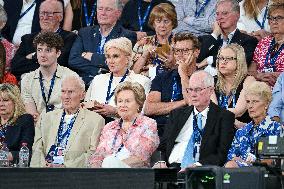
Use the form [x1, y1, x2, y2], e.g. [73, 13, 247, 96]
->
[0, 143, 9, 167]
[18, 143, 29, 168]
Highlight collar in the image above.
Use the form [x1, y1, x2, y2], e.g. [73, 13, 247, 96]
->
[221, 29, 237, 43]
[246, 115, 274, 133]
[33, 64, 63, 79]
[193, 106, 209, 119]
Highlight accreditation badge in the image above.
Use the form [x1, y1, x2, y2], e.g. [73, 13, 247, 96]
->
[53, 146, 65, 165]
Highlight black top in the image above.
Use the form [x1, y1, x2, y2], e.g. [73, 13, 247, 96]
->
[149, 69, 183, 136]
[5, 114, 35, 164]
[72, 0, 98, 31]
[11, 30, 77, 80]
[159, 102, 235, 167]
[215, 78, 252, 124]
[120, 0, 174, 35]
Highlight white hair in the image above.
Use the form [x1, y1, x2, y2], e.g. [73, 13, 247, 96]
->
[192, 70, 214, 87]
[62, 74, 85, 91]
[97, 0, 123, 11]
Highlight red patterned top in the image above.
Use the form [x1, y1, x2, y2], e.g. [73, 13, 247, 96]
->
[1, 38, 16, 71]
[2, 72, 18, 85]
[89, 115, 159, 168]
[253, 35, 284, 72]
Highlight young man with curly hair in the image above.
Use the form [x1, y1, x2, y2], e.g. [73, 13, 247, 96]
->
[21, 32, 78, 122]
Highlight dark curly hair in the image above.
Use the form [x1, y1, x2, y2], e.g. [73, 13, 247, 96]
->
[33, 32, 64, 52]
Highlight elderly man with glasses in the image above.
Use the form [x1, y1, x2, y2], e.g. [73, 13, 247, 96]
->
[10, 0, 76, 81]
[154, 70, 235, 170]
[144, 32, 200, 137]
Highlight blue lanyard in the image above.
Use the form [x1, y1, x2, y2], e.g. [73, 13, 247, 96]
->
[195, 0, 210, 17]
[264, 38, 284, 68]
[112, 118, 137, 154]
[55, 27, 63, 34]
[171, 76, 181, 101]
[56, 110, 79, 147]
[105, 69, 129, 104]
[39, 70, 57, 112]
[137, 0, 153, 31]
[83, 0, 96, 26]
[0, 123, 9, 144]
[96, 34, 109, 54]
[218, 92, 236, 109]
[254, 5, 268, 30]
[192, 112, 203, 158]
[19, 0, 36, 19]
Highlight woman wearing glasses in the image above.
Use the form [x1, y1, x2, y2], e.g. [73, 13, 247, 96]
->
[132, 3, 177, 79]
[225, 81, 282, 168]
[0, 84, 34, 166]
[211, 44, 255, 128]
[237, 0, 270, 41]
[251, 2, 284, 87]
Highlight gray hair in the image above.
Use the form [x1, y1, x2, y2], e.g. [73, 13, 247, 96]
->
[0, 5, 7, 24]
[216, 0, 240, 13]
[192, 70, 214, 87]
[245, 81, 272, 104]
[62, 74, 85, 92]
[97, 0, 124, 11]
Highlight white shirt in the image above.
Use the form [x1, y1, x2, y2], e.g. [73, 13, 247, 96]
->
[168, 107, 209, 164]
[237, 0, 270, 33]
[85, 71, 151, 107]
[13, 0, 36, 45]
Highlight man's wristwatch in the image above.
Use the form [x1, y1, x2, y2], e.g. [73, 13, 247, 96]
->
[81, 52, 87, 57]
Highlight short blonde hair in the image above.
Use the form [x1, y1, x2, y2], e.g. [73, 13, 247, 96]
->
[148, 3, 177, 30]
[216, 43, 248, 94]
[104, 37, 133, 56]
[114, 81, 146, 112]
[245, 81, 272, 104]
[0, 84, 26, 125]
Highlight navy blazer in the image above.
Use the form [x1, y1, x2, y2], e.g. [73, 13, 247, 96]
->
[197, 29, 258, 67]
[68, 23, 137, 85]
[5, 114, 35, 164]
[11, 30, 77, 80]
[159, 102, 235, 167]
[2, 0, 42, 42]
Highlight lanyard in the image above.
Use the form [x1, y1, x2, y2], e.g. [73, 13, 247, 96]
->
[192, 111, 203, 159]
[264, 38, 284, 69]
[19, 0, 36, 19]
[195, 0, 210, 18]
[171, 76, 181, 101]
[218, 92, 236, 109]
[137, 0, 153, 31]
[96, 33, 109, 55]
[105, 69, 129, 104]
[39, 70, 57, 112]
[112, 118, 137, 154]
[83, 0, 97, 26]
[56, 110, 79, 147]
[254, 5, 268, 30]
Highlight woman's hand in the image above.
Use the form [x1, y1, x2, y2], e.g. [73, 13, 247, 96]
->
[152, 161, 167, 168]
[94, 103, 117, 117]
[122, 156, 145, 168]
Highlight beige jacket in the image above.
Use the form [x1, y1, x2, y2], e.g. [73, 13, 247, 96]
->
[30, 108, 105, 168]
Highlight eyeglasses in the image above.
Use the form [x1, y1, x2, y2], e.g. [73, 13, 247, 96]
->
[267, 16, 284, 23]
[217, 56, 237, 63]
[173, 48, 193, 55]
[186, 86, 211, 93]
[39, 11, 62, 18]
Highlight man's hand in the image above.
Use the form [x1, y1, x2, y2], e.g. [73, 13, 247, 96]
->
[82, 52, 93, 61]
[212, 21, 222, 37]
[177, 52, 195, 77]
